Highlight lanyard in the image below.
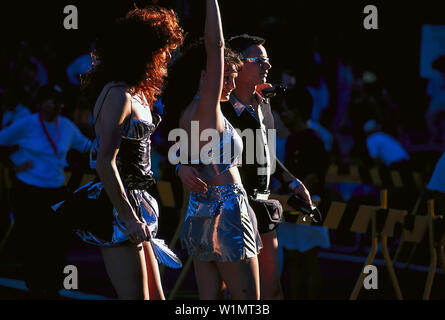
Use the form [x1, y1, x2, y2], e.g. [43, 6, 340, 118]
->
[256, 105, 271, 190]
[38, 112, 59, 154]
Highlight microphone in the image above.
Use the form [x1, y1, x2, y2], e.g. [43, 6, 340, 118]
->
[261, 84, 287, 99]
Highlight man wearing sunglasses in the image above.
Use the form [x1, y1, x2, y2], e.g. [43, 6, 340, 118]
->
[177, 34, 312, 299]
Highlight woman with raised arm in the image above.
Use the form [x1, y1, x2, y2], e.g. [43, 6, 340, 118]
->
[164, 0, 262, 300]
[69, 6, 183, 300]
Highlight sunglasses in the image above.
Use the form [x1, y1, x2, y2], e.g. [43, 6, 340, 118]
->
[242, 57, 270, 64]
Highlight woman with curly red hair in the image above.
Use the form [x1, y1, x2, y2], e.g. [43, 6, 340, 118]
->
[74, 6, 184, 300]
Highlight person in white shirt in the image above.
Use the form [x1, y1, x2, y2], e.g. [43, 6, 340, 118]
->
[364, 119, 410, 167]
[66, 53, 93, 86]
[0, 87, 32, 175]
[0, 84, 92, 298]
[0, 86, 92, 188]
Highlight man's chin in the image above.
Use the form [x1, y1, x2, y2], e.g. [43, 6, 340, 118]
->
[258, 77, 267, 84]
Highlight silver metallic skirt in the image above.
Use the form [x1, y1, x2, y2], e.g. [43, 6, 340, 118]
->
[70, 182, 159, 246]
[180, 184, 262, 262]
[53, 181, 182, 268]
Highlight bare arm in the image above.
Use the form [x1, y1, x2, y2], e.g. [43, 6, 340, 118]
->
[95, 86, 149, 243]
[274, 156, 312, 205]
[274, 157, 296, 184]
[262, 103, 313, 204]
[177, 1, 224, 192]
[194, 0, 224, 125]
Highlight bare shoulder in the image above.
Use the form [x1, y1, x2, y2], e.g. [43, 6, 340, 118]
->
[104, 84, 131, 105]
[94, 83, 132, 126]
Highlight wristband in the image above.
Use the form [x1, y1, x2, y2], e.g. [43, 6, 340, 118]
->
[288, 179, 301, 192]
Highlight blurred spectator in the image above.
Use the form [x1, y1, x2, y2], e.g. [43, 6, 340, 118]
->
[283, 87, 328, 195]
[307, 119, 333, 153]
[37, 40, 60, 85]
[0, 87, 33, 185]
[1, 87, 32, 129]
[339, 70, 402, 161]
[66, 53, 93, 86]
[306, 51, 330, 124]
[333, 55, 355, 132]
[278, 86, 330, 299]
[71, 94, 94, 140]
[0, 84, 92, 298]
[364, 119, 410, 168]
[301, 52, 334, 152]
[8, 42, 48, 100]
[426, 56, 445, 142]
[6, 43, 49, 110]
[270, 88, 291, 164]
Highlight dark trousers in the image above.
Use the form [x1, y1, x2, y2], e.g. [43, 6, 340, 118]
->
[9, 178, 70, 296]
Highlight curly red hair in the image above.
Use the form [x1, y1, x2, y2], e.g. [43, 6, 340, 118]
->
[82, 6, 184, 110]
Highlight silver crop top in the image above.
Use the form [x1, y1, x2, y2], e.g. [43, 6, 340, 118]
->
[188, 118, 243, 181]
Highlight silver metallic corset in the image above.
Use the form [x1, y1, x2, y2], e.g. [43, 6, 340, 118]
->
[90, 117, 159, 189]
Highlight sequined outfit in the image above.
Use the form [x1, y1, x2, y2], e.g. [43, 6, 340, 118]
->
[180, 118, 262, 262]
[75, 117, 160, 247]
[55, 89, 181, 268]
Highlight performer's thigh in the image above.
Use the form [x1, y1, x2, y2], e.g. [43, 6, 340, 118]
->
[193, 259, 223, 300]
[258, 230, 283, 299]
[216, 257, 260, 300]
[142, 241, 165, 300]
[101, 244, 149, 300]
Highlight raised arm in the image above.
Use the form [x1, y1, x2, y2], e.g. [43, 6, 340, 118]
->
[95, 87, 149, 243]
[195, 0, 224, 122]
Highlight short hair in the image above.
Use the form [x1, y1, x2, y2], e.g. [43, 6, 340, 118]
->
[227, 34, 265, 56]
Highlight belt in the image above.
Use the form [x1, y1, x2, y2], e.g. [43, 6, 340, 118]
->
[252, 189, 270, 201]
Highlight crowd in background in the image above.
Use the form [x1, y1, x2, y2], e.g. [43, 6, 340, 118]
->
[0, 0, 444, 299]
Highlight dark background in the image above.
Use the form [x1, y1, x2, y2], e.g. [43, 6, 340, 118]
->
[1, 0, 444, 131]
[1, 0, 444, 301]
